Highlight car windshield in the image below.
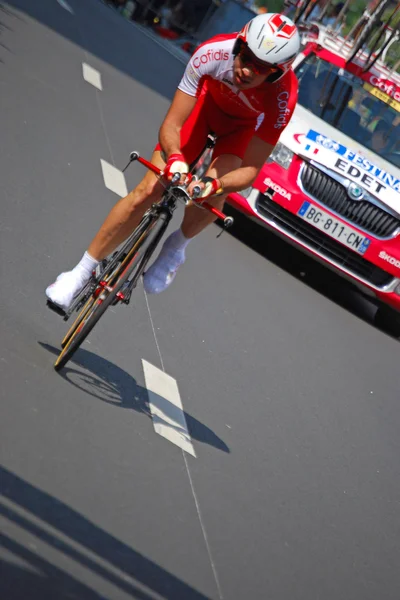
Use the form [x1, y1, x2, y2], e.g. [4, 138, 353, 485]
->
[295, 54, 400, 168]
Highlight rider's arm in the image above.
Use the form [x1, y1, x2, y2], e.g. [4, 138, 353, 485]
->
[159, 90, 197, 160]
[218, 137, 275, 194]
[159, 39, 223, 161]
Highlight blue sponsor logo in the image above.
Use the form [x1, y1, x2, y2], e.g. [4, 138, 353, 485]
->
[306, 130, 346, 155]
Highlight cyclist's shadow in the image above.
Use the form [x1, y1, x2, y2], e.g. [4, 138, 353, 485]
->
[39, 342, 230, 454]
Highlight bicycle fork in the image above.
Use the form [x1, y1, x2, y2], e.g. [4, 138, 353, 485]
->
[116, 208, 171, 305]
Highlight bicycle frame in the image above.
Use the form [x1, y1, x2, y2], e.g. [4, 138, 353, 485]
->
[50, 139, 236, 369]
[125, 151, 234, 229]
[112, 149, 234, 303]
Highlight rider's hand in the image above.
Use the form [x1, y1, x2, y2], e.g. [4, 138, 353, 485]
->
[188, 176, 224, 200]
[163, 153, 189, 181]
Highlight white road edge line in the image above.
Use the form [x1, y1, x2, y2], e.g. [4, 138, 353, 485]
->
[182, 452, 224, 598]
[142, 360, 196, 457]
[100, 160, 128, 197]
[82, 63, 103, 91]
[57, 0, 74, 14]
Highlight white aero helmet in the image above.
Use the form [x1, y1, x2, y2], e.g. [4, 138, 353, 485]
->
[233, 13, 300, 82]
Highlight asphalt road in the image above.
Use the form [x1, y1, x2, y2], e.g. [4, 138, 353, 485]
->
[1, 2, 400, 599]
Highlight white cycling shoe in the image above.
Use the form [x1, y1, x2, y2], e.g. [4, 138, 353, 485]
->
[46, 271, 89, 312]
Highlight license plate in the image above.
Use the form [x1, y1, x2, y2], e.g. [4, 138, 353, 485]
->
[298, 202, 371, 254]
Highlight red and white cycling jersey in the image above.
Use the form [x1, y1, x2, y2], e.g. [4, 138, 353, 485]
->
[178, 34, 298, 146]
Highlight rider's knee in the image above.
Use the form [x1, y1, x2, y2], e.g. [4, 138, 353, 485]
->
[126, 176, 161, 211]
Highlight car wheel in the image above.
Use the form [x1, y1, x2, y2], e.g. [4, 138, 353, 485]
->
[374, 305, 400, 338]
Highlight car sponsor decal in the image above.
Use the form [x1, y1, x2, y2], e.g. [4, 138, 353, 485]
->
[299, 130, 400, 210]
[364, 74, 400, 103]
[379, 250, 400, 269]
[263, 177, 292, 200]
[364, 82, 400, 114]
[305, 130, 400, 193]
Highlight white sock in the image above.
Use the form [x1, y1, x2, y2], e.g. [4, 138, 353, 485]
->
[73, 251, 99, 279]
[166, 228, 192, 251]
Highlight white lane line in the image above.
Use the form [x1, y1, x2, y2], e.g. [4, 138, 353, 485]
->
[57, 0, 74, 13]
[82, 63, 103, 91]
[182, 452, 224, 598]
[142, 360, 196, 457]
[100, 160, 128, 197]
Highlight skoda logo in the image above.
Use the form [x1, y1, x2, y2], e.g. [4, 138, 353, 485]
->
[348, 183, 364, 201]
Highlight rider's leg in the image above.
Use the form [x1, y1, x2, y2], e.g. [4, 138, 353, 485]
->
[88, 151, 165, 260]
[143, 154, 241, 294]
[46, 152, 165, 310]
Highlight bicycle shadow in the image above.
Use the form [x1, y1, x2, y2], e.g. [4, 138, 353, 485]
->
[38, 342, 230, 454]
[0, 465, 213, 599]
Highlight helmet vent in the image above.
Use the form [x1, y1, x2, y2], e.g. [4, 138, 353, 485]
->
[257, 24, 265, 39]
[276, 21, 286, 33]
[276, 41, 288, 53]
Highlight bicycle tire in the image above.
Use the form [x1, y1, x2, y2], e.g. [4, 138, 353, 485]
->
[294, 0, 315, 24]
[61, 295, 96, 349]
[364, 27, 397, 71]
[59, 220, 153, 349]
[346, 0, 391, 63]
[54, 211, 165, 371]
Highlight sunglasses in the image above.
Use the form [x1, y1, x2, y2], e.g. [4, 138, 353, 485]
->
[238, 47, 279, 76]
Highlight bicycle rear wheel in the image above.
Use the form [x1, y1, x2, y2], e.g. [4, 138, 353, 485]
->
[54, 211, 168, 371]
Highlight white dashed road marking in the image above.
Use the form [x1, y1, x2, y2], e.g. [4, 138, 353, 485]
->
[100, 160, 128, 197]
[142, 360, 196, 457]
[82, 63, 103, 91]
[57, 0, 74, 13]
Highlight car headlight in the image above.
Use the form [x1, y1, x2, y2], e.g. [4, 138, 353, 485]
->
[268, 143, 294, 170]
[238, 186, 253, 198]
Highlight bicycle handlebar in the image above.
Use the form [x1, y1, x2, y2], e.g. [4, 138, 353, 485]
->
[192, 185, 201, 199]
[129, 151, 234, 229]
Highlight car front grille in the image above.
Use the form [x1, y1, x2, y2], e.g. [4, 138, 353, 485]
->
[256, 194, 394, 288]
[300, 163, 400, 238]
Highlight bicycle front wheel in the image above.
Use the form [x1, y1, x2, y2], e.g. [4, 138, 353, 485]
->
[54, 211, 168, 371]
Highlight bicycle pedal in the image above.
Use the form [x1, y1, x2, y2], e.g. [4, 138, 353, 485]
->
[111, 283, 132, 306]
[122, 291, 132, 305]
[46, 300, 66, 317]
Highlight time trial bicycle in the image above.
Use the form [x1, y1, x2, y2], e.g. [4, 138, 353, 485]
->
[48, 135, 234, 371]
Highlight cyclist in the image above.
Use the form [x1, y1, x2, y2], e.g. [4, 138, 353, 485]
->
[46, 12, 300, 310]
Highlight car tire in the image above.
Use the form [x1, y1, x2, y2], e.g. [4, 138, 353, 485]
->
[374, 305, 400, 338]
